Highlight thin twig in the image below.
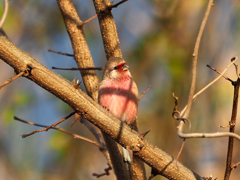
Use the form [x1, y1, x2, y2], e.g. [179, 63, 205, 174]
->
[92, 163, 112, 178]
[177, 131, 240, 141]
[0, 71, 25, 90]
[14, 116, 101, 147]
[138, 85, 151, 101]
[175, 139, 186, 168]
[0, 0, 9, 28]
[220, 125, 230, 128]
[21, 111, 76, 138]
[180, 58, 237, 116]
[79, 117, 111, 167]
[48, 49, 74, 57]
[207, 64, 234, 83]
[108, 0, 128, 9]
[81, 14, 98, 26]
[233, 62, 240, 79]
[232, 162, 240, 169]
[52, 66, 105, 71]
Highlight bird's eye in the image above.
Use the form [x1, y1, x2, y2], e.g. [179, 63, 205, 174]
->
[114, 66, 119, 70]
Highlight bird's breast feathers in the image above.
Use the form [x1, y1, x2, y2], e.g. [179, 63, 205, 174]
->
[98, 78, 138, 124]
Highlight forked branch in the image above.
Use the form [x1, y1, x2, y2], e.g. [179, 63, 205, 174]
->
[14, 116, 101, 147]
[21, 111, 76, 138]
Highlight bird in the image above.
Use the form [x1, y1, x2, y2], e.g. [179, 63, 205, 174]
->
[98, 57, 139, 163]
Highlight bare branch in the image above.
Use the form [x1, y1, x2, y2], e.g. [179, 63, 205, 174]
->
[177, 60, 240, 142]
[21, 111, 76, 138]
[178, 131, 240, 141]
[224, 76, 240, 179]
[48, 49, 74, 57]
[93, 0, 122, 59]
[0, 0, 9, 28]
[138, 85, 151, 101]
[57, 0, 99, 101]
[52, 66, 105, 71]
[232, 162, 240, 169]
[180, 58, 237, 116]
[108, 0, 128, 10]
[81, 14, 98, 26]
[0, 31, 203, 180]
[207, 64, 234, 83]
[175, 139, 186, 168]
[92, 163, 112, 178]
[14, 116, 101, 147]
[233, 62, 240, 79]
[183, 0, 214, 120]
[0, 71, 25, 90]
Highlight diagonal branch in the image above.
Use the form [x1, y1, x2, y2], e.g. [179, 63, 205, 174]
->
[0, 71, 25, 90]
[14, 116, 101, 147]
[180, 58, 237, 116]
[206, 64, 234, 83]
[0, 31, 203, 180]
[21, 111, 76, 138]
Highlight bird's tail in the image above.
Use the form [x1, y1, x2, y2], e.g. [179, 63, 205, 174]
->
[122, 146, 131, 163]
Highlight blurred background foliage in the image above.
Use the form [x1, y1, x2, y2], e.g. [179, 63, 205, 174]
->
[0, 0, 240, 180]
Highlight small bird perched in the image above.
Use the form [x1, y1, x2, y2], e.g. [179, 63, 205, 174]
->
[98, 57, 139, 163]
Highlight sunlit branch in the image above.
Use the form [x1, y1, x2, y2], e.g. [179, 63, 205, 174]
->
[184, 0, 214, 120]
[233, 62, 240, 79]
[177, 130, 240, 141]
[177, 58, 240, 142]
[180, 58, 237, 117]
[176, 0, 214, 162]
[232, 162, 240, 169]
[138, 85, 151, 101]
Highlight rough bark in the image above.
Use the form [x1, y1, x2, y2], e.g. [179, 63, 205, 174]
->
[0, 32, 203, 180]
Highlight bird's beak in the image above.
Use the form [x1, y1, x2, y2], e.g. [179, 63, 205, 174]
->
[122, 63, 129, 71]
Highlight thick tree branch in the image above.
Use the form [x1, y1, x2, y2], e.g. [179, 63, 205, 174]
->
[92, 0, 145, 179]
[0, 32, 203, 180]
[57, 0, 99, 101]
[57, 0, 129, 179]
[93, 0, 122, 59]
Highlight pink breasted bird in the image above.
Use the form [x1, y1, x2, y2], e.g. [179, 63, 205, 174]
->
[98, 57, 139, 163]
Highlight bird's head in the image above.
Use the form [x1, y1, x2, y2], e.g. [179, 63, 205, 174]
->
[103, 57, 132, 81]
